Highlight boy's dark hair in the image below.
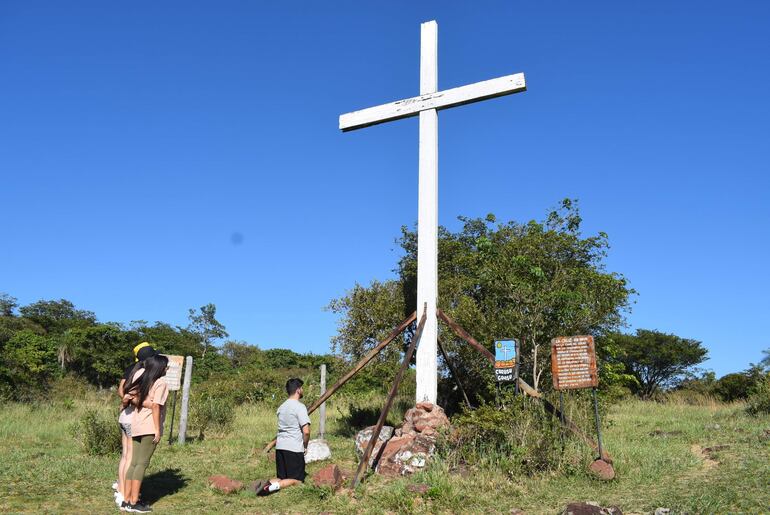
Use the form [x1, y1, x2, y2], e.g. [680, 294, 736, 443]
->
[286, 378, 304, 396]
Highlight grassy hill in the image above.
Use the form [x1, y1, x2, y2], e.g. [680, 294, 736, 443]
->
[1, 393, 768, 514]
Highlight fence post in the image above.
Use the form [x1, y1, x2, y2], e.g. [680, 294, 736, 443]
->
[319, 364, 327, 440]
[177, 356, 193, 445]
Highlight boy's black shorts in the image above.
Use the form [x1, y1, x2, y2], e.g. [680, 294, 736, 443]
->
[276, 449, 306, 481]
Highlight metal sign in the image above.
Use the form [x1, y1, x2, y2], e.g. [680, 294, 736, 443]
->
[551, 335, 598, 390]
[494, 339, 517, 383]
[162, 354, 185, 391]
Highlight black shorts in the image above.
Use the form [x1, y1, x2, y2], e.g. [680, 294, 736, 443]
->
[276, 449, 306, 482]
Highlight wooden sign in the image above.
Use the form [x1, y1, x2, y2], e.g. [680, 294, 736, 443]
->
[551, 336, 598, 390]
[162, 354, 185, 391]
[494, 339, 517, 383]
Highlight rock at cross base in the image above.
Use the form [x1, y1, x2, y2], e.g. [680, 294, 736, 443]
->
[377, 433, 437, 477]
[588, 459, 616, 481]
[400, 403, 450, 436]
[304, 439, 332, 463]
[208, 475, 243, 494]
[563, 502, 622, 515]
[312, 464, 343, 491]
[355, 425, 394, 466]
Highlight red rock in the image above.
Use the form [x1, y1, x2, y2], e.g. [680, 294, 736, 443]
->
[312, 464, 343, 491]
[407, 483, 430, 494]
[377, 433, 436, 477]
[208, 475, 243, 494]
[588, 459, 616, 481]
[354, 425, 394, 466]
[416, 401, 434, 411]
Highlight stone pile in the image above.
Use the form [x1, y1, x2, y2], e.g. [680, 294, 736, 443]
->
[355, 402, 450, 477]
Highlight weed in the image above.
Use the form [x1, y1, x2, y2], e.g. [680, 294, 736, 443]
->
[70, 408, 121, 456]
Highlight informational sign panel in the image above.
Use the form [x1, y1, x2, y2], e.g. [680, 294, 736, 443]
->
[162, 354, 185, 391]
[551, 336, 598, 390]
[494, 339, 517, 383]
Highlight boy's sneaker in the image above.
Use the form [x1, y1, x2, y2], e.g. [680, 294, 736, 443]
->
[127, 502, 152, 513]
[114, 491, 124, 506]
[119, 501, 130, 512]
[112, 481, 119, 491]
[254, 480, 271, 496]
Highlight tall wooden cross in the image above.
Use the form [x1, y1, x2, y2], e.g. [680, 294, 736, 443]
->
[339, 20, 526, 404]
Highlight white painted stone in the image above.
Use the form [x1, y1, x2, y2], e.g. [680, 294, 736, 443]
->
[304, 439, 331, 463]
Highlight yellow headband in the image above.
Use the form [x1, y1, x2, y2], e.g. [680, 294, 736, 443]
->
[133, 342, 151, 362]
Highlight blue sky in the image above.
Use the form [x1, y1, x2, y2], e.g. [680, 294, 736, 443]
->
[1, 1, 768, 376]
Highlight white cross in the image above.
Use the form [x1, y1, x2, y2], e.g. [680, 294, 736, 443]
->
[339, 20, 526, 404]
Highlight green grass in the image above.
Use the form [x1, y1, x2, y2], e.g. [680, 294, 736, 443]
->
[1, 394, 768, 514]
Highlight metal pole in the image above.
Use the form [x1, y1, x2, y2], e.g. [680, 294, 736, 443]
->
[592, 387, 604, 460]
[177, 356, 193, 445]
[514, 338, 521, 396]
[167, 390, 178, 445]
[319, 364, 327, 440]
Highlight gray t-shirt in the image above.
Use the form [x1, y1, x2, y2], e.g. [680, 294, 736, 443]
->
[275, 398, 311, 453]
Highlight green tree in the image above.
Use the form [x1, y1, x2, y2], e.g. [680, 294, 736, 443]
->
[713, 372, 753, 402]
[0, 293, 18, 317]
[0, 329, 57, 396]
[329, 201, 633, 405]
[63, 324, 133, 387]
[609, 329, 708, 398]
[19, 299, 96, 335]
[187, 304, 228, 361]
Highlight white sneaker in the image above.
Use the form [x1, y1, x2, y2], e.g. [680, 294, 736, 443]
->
[112, 481, 119, 491]
[115, 492, 124, 507]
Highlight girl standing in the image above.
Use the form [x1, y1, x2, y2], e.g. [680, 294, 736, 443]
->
[115, 343, 157, 507]
[122, 354, 169, 513]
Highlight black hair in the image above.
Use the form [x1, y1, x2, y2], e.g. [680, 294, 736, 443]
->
[286, 378, 304, 396]
[126, 354, 169, 408]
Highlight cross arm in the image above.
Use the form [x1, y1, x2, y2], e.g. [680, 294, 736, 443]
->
[339, 72, 526, 132]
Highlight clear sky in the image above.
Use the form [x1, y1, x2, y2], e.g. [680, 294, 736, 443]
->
[1, 1, 768, 376]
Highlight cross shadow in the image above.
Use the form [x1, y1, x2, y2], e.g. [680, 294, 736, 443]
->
[140, 468, 189, 504]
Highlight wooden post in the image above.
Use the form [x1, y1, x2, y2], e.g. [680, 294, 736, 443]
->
[352, 306, 428, 488]
[319, 364, 327, 440]
[263, 311, 417, 452]
[436, 309, 612, 462]
[167, 390, 178, 445]
[437, 337, 472, 409]
[177, 356, 193, 445]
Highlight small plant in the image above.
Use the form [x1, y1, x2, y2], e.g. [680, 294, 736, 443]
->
[71, 408, 121, 455]
[190, 394, 235, 439]
[746, 375, 770, 416]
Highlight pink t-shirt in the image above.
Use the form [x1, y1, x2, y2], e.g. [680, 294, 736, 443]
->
[118, 368, 145, 425]
[130, 377, 169, 437]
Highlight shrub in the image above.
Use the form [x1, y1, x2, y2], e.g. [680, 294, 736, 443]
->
[71, 408, 121, 455]
[439, 393, 588, 476]
[714, 372, 754, 402]
[746, 375, 770, 416]
[190, 393, 236, 440]
[48, 374, 93, 402]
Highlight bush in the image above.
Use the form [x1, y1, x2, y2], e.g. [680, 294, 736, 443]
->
[746, 375, 770, 416]
[714, 373, 754, 402]
[48, 374, 93, 402]
[71, 408, 121, 455]
[439, 393, 589, 476]
[190, 394, 236, 439]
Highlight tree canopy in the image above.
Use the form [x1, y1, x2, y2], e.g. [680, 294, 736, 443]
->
[608, 329, 708, 397]
[329, 200, 634, 407]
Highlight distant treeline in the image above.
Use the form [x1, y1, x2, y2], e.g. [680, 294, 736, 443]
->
[0, 293, 340, 402]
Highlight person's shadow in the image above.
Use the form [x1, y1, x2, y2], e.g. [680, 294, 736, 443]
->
[140, 468, 189, 504]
